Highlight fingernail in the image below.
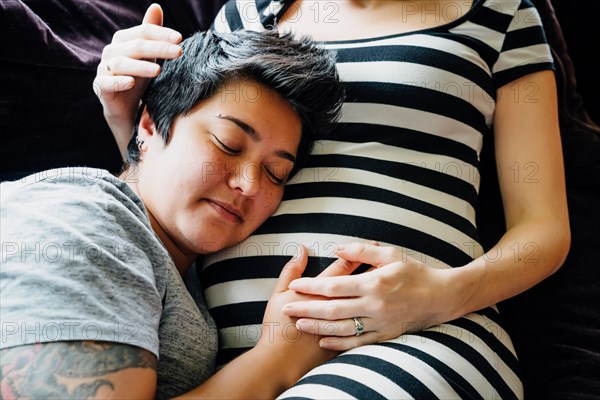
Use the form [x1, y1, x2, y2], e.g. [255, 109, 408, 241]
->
[288, 280, 298, 290]
[319, 338, 336, 349]
[168, 45, 181, 55]
[169, 32, 181, 42]
[146, 64, 160, 74]
[295, 320, 308, 330]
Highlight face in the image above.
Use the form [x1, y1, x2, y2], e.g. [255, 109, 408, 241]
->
[132, 79, 301, 259]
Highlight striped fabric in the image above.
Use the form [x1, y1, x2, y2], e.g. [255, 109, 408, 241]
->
[202, 0, 553, 397]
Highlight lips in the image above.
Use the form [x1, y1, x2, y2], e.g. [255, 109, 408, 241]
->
[208, 199, 244, 223]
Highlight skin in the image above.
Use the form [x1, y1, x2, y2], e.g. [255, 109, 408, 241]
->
[277, 0, 475, 41]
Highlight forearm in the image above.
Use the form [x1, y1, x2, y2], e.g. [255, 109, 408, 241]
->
[178, 346, 292, 399]
[450, 217, 570, 320]
[449, 70, 571, 319]
[176, 340, 334, 399]
[105, 112, 137, 161]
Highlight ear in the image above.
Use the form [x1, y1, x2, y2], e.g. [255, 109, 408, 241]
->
[137, 106, 158, 144]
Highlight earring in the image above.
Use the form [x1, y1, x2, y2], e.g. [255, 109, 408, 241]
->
[136, 136, 146, 152]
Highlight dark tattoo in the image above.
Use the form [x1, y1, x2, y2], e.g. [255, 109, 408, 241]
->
[0, 341, 156, 398]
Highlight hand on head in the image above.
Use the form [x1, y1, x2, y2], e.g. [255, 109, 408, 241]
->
[93, 4, 182, 121]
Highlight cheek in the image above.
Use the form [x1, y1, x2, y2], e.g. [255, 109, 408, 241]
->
[188, 155, 227, 186]
[257, 187, 284, 219]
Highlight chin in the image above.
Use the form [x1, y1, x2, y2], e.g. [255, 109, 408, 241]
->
[181, 232, 226, 255]
[186, 228, 248, 255]
[190, 241, 224, 255]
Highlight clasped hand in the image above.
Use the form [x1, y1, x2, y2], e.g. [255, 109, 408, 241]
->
[257, 245, 366, 368]
[281, 243, 458, 351]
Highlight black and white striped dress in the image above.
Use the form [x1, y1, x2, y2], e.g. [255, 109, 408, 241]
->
[201, 0, 553, 397]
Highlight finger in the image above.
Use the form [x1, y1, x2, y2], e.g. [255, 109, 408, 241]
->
[111, 23, 182, 45]
[295, 317, 370, 337]
[317, 256, 362, 278]
[288, 273, 362, 297]
[103, 39, 182, 61]
[282, 298, 362, 320]
[315, 240, 379, 276]
[93, 75, 135, 95]
[143, 3, 163, 26]
[104, 57, 161, 78]
[273, 245, 307, 294]
[335, 242, 404, 268]
[319, 332, 379, 351]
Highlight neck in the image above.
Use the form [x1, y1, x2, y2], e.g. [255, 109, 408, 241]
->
[120, 169, 195, 277]
[145, 210, 196, 276]
[352, 0, 404, 7]
[353, 0, 381, 8]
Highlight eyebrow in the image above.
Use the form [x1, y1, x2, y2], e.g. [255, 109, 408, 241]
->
[215, 114, 297, 163]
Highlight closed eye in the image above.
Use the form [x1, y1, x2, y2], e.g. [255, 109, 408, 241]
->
[213, 135, 240, 155]
[264, 166, 287, 186]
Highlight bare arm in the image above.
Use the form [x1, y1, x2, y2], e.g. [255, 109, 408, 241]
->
[93, 4, 182, 160]
[0, 341, 157, 399]
[177, 328, 333, 399]
[449, 69, 570, 316]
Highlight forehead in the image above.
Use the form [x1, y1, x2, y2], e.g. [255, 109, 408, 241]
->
[193, 79, 301, 131]
[179, 78, 302, 151]
[210, 78, 291, 111]
[214, 78, 280, 103]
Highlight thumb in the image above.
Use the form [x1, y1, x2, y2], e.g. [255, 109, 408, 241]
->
[272, 245, 307, 294]
[142, 3, 163, 26]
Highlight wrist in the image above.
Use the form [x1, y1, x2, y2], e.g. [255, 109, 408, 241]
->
[255, 326, 337, 388]
[252, 341, 304, 394]
[103, 108, 137, 125]
[443, 264, 483, 321]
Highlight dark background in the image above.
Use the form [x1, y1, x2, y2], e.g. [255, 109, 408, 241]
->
[553, 0, 600, 126]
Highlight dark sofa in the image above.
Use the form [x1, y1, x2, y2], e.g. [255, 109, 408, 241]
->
[1, 1, 598, 398]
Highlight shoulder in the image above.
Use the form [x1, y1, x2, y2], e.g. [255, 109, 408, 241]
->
[2, 167, 148, 233]
[1, 167, 168, 355]
[1, 168, 163, 280]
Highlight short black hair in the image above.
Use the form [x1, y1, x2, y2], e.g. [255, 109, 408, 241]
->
[126, 29, 344, 176]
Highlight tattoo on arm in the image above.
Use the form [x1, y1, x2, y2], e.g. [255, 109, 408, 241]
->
[0, 341, 156, 399]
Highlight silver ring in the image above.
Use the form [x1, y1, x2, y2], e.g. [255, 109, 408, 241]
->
[353, 317, 364, 336]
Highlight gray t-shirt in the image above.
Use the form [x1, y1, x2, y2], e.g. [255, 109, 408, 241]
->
[0, 167, 217, 399]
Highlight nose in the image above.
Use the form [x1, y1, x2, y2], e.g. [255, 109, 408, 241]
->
[228, 161, 261, 197]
